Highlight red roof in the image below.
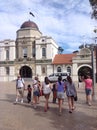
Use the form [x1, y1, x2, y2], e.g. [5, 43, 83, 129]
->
[52, 53, 76, 65]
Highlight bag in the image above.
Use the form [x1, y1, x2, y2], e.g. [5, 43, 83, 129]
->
[74, 95, 78, 101]
[39, 90, 44, 96]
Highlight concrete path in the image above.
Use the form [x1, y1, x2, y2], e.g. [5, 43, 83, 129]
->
[0, 81, 97, 130]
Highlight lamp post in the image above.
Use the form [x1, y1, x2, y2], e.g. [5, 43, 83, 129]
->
[85, 43, 96, 100]
[91, 45, 96, 100]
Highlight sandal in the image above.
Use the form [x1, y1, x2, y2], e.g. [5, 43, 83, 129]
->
[69, 110, 72, 113]
[72, 106, 76, 110]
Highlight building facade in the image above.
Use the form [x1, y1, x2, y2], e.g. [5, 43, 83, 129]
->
[0, 20, 58, 81]
[0, 20, 96, 82]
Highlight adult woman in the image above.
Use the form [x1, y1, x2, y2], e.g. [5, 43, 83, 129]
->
[42, 77, 52, 112]
[65, 76, 77, 113]
[82, 75, 93, 106]
[32, 77, 39, 108]
[56, 76, 65, 115]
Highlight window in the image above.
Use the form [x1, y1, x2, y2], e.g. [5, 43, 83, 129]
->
[6, 49, 9, 60]
[67, 66, 71, 74]
[42, 67, 46, 74]
[23, 47, 27, 58]
[42, 48, 46, 57]
[42, 38, 46, 42]
[57, 66, 61, 72]
[6, 67, 9, 75]
[32, 43, 35, 57]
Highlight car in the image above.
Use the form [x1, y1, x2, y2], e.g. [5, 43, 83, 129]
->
[48, 72, 69, 82]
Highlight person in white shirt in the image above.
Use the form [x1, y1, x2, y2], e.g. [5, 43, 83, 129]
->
[42, 77, 52, 112]
[15, 74, 25, 103]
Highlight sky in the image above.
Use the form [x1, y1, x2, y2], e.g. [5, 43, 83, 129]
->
[0, 0, 97, 53]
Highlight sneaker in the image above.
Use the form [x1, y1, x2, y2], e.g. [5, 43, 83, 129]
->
[21, 99, 23, 103]
[14, 99, 18, 104]
[88, 103, 92, 106]
[16, 98, 18, 102]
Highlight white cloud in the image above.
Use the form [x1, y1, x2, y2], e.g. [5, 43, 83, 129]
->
[0, 0, 95, 53]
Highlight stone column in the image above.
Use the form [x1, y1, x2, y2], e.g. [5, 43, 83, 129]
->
[72, 63, 78, 82]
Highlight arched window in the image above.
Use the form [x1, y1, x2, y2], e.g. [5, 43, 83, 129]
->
[23, 47, 27, 58]
[42, 67, 46, 74]
[32, 42, 35, 57]
[57, 66, 61, 72]
[42, 48, 46, 57]
[67, 66, 71, 74]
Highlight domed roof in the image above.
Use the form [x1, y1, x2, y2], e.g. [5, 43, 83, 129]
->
[20, 20, 39, 30]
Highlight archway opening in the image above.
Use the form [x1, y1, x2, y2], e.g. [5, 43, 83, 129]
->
[78, 66, 92, 81]
[20, 66, 32, 78]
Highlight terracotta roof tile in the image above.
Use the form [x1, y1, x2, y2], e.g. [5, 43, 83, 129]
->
[52, 53, 76, 65]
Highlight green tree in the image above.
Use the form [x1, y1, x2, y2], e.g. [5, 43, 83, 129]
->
[58, 46, 64, 54]
[89, 0, 97, 19]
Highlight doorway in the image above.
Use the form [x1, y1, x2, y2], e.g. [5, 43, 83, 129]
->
[20, 66, 32, 78]
[78, 66, 92, 81]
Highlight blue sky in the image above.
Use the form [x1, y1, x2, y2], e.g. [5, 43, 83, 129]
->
[0, 0, 96, 53]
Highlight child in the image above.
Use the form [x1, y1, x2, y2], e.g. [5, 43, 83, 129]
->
[27, 84, 32, 103]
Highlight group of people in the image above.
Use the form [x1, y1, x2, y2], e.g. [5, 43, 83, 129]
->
[15, 73, 93, 115]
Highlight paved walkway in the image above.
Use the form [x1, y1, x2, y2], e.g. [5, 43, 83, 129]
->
[0, 81, 97, 130]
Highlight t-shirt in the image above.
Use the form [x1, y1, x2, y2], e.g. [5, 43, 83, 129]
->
[43, 82, 51, 94]
[65, 82, 76, 96]
[84, 79, 92, 89]
[56, 81, 65, 92]
[16, 78, 24, 88]
[32, 79, 39, 92]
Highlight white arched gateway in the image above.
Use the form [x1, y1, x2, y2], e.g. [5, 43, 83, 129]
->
[72, 47, 96, 82]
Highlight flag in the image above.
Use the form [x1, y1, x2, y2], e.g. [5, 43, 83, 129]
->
[29, 12, 35, 17]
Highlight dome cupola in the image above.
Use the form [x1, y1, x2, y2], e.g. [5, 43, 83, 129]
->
[20, 20, 39, 30]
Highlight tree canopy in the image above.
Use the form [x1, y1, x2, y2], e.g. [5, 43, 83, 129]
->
[89, 0, 97, 19]
[89, 0, 97, 6]
[58, 46, 64, 54]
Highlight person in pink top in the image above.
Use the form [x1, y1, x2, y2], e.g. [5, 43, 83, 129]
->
[82, 75, 93, 106]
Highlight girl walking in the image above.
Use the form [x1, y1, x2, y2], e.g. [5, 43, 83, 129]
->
[56, 76, 65, 116]
[65, 76, 77, 113]
[42, 77, 52, 112]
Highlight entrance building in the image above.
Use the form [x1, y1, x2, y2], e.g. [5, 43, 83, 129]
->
[0, 20, 96, 82]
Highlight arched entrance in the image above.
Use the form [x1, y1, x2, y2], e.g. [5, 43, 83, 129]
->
[20, 66, 32, 78]
[78, 66, 92, 81]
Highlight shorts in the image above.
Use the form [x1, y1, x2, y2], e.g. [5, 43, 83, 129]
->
[17, 88, 24, 97]
[85, 88, 92, 95]
[33, 91, 39, 96]
[57, 92, 64, 99]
